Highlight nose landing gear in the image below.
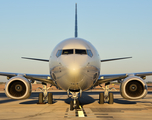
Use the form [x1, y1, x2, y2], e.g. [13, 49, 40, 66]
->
[70, 99, 80, 110]
[68, 90, 82, 111]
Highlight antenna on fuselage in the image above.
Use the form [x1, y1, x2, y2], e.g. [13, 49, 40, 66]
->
[75, 3, 78, 38]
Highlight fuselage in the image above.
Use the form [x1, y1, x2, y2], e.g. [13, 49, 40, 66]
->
[49, 38, 100, 91]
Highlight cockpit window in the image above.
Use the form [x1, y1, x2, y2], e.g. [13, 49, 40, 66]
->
[62, 49, 73, 55]
[75, 49, 87, 54]
[56, 50, 62, 57]
[87, 50, 93, 57]
[56, 49, 93, 57]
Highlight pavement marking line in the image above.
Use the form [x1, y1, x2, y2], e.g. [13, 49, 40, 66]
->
[77, 105, 85, 117]
[78, 111, 85, 117]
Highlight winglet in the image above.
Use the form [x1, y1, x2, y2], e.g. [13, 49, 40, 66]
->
[75, 3, 78, 38]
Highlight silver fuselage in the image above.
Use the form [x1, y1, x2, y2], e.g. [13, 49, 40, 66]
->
[49, 38, 100, 91]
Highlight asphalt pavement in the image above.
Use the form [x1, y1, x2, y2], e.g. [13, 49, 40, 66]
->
[0, 90, 152, 120]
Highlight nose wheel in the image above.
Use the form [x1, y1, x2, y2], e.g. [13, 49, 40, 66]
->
[70, 100, 74, 110]
[76, 99, 80, 109]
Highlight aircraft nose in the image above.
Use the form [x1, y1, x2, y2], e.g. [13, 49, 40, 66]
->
[55, 55, 99, 91]
[60, 55, 88, 83]
[67, 63, 83, 76]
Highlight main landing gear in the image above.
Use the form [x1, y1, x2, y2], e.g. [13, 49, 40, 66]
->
[37, 83, 53, 104]
[99, 82, 115, 104]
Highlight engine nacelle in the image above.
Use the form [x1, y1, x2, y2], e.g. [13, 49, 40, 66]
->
[5, 76, 32, 99]
[120, 76, 147, 100]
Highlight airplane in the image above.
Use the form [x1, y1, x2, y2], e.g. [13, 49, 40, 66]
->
[0, 3, 151, 110]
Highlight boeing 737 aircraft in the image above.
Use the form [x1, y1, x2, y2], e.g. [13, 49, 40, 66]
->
[0, 4, 152, 110]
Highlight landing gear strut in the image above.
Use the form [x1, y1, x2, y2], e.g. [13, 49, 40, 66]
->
[99, 82, 114, 104]
[70, 99, 80, 110]
[37, 83, 53, 104]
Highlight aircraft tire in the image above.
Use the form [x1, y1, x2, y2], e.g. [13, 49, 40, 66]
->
[108, 92, 114, 104]
[76, 99, 80, 109]
[70, 101, 74, 111]
[48, 92, 53, 104]
[99, 93, 104, 104]
[38, 92, 44, 103]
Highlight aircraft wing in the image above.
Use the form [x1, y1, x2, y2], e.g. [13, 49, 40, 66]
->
[22, 57, 49, 62]
[95, 71, 152, 86]
[100, 57, 132, 62]
[0, 72, 55, 85]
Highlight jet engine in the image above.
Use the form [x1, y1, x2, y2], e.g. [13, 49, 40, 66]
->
[120, 76, 147, 100]
[5, 76, 32, 99]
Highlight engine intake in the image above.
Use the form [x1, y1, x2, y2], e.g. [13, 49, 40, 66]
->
[120, 76, 147, 100]
[5, 76, 32, 99]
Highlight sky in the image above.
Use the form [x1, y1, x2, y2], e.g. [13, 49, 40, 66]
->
[0, 0, 152, 82]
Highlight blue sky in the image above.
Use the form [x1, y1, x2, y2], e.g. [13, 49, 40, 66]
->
[0, 0, 152, 82]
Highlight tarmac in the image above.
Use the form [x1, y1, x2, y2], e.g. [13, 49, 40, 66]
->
[1, 90, 152, 120]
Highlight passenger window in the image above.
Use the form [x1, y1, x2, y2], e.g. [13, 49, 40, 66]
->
[87, 50, 93, 57]
[75, 49, 87, 54]
[56, 50, 62, 57]
[62, 49, 73, 55]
